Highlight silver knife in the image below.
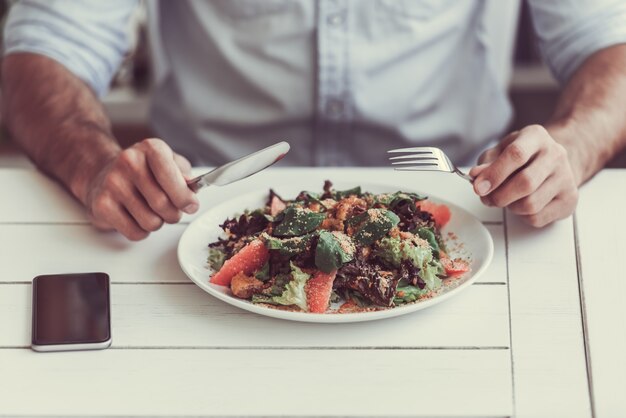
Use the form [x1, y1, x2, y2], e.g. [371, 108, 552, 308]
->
[187, 141, 290, 193]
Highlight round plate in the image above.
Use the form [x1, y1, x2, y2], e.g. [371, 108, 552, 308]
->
[177, 182, 493, 323]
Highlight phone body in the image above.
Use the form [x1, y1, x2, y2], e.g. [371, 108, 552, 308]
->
[32, 272, 112, 352]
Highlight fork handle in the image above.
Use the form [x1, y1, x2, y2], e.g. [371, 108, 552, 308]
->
[454, 167, 474, 183]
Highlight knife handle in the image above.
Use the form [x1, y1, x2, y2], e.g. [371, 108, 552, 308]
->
[186, 176, 205, 193]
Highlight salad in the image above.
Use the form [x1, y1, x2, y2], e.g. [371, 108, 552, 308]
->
[207, 181, 470, 313]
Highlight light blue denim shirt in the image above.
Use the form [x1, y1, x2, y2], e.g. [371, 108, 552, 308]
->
[4, 0, 626, 166]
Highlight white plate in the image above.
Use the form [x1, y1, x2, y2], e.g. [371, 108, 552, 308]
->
[178, 182, 494, 323]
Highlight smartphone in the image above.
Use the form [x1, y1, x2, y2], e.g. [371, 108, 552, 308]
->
[32, 272, 111, 352]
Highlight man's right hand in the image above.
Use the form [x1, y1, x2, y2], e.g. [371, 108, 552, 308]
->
[2, 55, 199, 242]
[84, 138, 199, 241]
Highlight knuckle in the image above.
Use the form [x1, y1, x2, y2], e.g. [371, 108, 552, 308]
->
[517, 172, 536, 194]
[176, 196, 196, 211]
[168, 190, 195, 210]
[520, 196, 540, 215]
[118, 149, 140, 171]
[151, 193, 172, 213]
[143, 215, 164, 232]
[164, 210, 183, 224]
[102, 172, 124, 192]
[92, 194, 115, 215]
[142, 138, 168, 155]
[506, 143, 527, 164]
[525, 214, 544, 228]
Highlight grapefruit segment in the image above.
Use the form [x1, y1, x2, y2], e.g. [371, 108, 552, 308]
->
[418, 200, 451, 228]
[210, 239, 269, 286]
[305, 270, 337, 313]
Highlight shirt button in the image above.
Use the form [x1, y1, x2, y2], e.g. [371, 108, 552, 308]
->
[327, 13, 345, 26]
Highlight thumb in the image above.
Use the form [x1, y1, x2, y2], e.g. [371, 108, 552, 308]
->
[468, 163, 490, 180]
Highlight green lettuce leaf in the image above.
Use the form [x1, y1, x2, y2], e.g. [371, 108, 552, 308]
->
[401, 240, 432, 270]
[255, 261, 270, 282]
[375, 191, 426, 207]
[415, 227, 440, 258]
[273, 207, 326, 237]
[270, 263, 311, 311]
[263, 232, 315, 257]
[420, 261, 444, 290]
[401, 240, 443, 291]
[348, 209, 400, 246]
[207, 247, 226, 271]
[266, 273, 292, 296]
[374, 237, 403, 268]
[333, 186, 361, 199]
[375, 236, 443, 291]
[315, 230, 355, 273]
[394, 285, 430, 305]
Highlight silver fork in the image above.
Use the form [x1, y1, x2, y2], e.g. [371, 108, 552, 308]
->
[388, 146, 473, 182]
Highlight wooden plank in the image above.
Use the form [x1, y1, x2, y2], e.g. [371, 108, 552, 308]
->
[486, 224, 507, 283]
[0, 348, 512, 417]
[0, 168, 502, 224]
[0, 223, 505, 284]
[506, 215, 591, 417]
[576, 170, 626, 418]
[1, 283, 509, 349]
[0, 224, 189, 283]
[0, 169, 87, 223]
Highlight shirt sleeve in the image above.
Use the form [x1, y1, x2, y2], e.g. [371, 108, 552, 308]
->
[3, 0, 139, 97]
[527, 0, 626, 84]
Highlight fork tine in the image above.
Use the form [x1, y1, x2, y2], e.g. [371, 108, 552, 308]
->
[387, 146, 439, 154]
[387, 146, 471, 179]
[389, 154, 438, 161]
[393, 166, 444, 172]
[391, 160, 439, 166]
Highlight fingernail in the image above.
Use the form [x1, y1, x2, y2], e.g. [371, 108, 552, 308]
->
[183, 203, 199, 214]
[476, 180, 491, 196]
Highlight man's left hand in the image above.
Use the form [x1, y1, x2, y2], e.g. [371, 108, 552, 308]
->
[469, 124, 579, 228]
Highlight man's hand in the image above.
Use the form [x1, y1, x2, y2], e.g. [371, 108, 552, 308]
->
[469, 125, 579, 228]
[85, 138, 199, 241]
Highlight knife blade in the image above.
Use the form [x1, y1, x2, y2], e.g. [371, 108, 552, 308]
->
[187, 141, 290, 193]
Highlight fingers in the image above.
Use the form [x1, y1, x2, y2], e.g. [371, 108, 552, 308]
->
[132, 170, 182, 224]
[122, 187, 165, 232]
[483, 155, 554, 208]
[468, 163, 490, 179]
[470, 124, 579, 228]
[86, 138, 200, 241]
[473, 126, 546, 197]
[174, 153, 193, 179]
[507, 174, 562, 215]
[90, 192, 148, 241]
[143, 139, 199, 213]
[520, 189, 579, 228]
[477, 131, 520, 165]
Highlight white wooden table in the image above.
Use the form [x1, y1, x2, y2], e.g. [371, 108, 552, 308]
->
[0, 167, 622, 417]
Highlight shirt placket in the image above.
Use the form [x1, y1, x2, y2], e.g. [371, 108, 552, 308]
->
[314, 0, 352, 166]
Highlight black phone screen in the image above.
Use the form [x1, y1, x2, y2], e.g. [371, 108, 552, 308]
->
[32, 273, 111, 346]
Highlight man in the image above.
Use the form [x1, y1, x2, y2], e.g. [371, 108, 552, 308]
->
[2, 1, 626, 241]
